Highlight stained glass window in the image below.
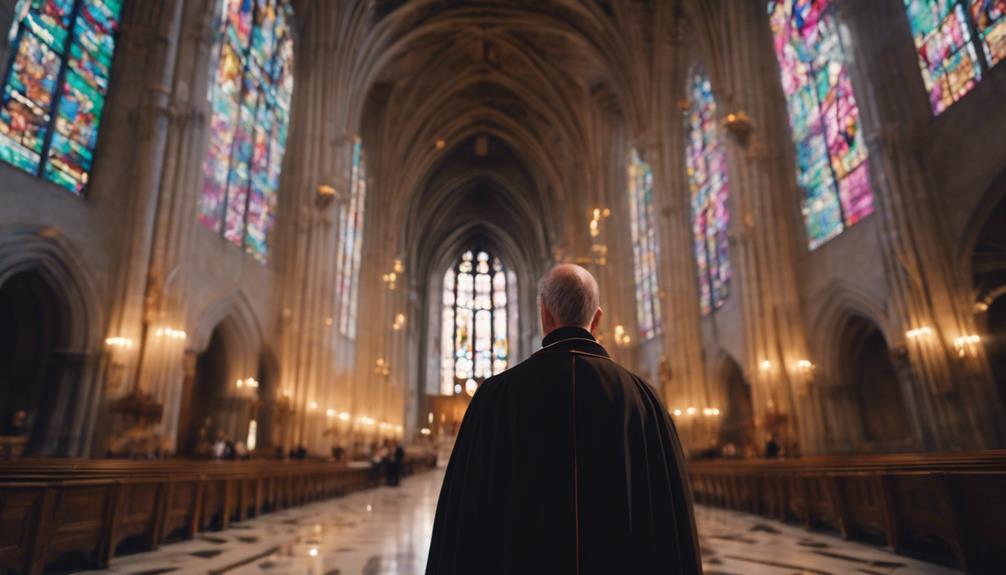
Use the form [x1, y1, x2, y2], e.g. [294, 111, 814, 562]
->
[685, 68, 731, 315]
[769, 0, 875, 250]
[336, 136, 366, 339]
[0, 0, 123, 194]
[199, 0, 294, 262]
[904, 0, 1005, 114]
[441, 250, 509, 395]
[628, 148, 662, 340]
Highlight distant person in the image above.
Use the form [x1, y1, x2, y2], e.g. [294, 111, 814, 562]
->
[427, 264, 702, 575]
[765, 433, 781, 459]
[387, 443, 405, 486]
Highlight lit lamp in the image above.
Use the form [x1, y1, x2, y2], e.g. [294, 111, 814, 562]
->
[722, 111, 755, 147]
[315, 183, 338, 209]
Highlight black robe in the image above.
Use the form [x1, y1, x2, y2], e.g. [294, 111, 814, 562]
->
[426, 327, 703, 575]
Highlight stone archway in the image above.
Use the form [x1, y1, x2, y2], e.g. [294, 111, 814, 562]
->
[716, 355, 754, 452]
[0, 267, 95, 456]
[839, 317, 911, 446]
[0, 229, 102, 457]
[970, 189, 1006, 403]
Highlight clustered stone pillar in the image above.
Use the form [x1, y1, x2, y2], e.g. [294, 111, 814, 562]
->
[96, 0, 185, 451]
[273, 1, 352, 455]
[697, 0, 813, 453]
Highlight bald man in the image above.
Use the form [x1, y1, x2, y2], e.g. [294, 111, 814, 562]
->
[426, 265, 702, 575]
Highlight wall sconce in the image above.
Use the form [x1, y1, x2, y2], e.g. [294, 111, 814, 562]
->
[953, 334, 981, 358]
[420, 427, 432, 436]
[795, 359, 814, 371]
[702, 407, 721, 416]
[905, 326, 933, 339]
[392, 313, 406, 331]
[315, 183, 339, 209]
[613, 325, 632, 347]
[382, 271, 398, 290]
[105, 336, 133, 349]
[723, 111, 755, 147]
[235, 377, 259, 389]
[672, 409, 682, 417]
[154, 327, 187, 339]
[588, 207, 611, 238]
[686, 406, 697, 416]
[759, 359, 772, 372]
[326, 408, 336, 418]
[338, 412, 351, 421]
[308, 401, 318, 410]
[374, 358, 390, 376]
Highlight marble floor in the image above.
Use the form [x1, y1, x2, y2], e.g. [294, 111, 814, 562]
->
[80, 470, 960, 575]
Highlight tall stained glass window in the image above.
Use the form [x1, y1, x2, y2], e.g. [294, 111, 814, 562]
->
[0, 0, 123, 194]
[769, 0, 875, 250]
[199, 0, 294, 262]
[628, 148, 662, 340]
[440, 250, 509, 395]
[336, 136, 366, 339]
[904, 0, 1005, 114]
[685, 68, 731, 315]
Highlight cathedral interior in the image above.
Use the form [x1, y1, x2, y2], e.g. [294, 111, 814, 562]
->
[1, 0, 1005, 573]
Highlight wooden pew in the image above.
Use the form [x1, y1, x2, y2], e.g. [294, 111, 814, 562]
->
[0, 456, 434, 574]
[688, 451, 1006, 573]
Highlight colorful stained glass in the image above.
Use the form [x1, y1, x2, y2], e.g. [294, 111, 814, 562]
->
[628, 148, 662, 340]
[199, 0, 293, 262]
[769, 0, 875, 250]
[0, 0, 123, 194]
[441, 250, 509, 394]
[908, 1, 1005, 112]
[685, 68, 732, 315]
[973, 0, 1006, 65]
[337, 136, 366, 339]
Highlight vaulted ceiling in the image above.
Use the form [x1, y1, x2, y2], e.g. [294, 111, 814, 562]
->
[335, 0, 677, 283]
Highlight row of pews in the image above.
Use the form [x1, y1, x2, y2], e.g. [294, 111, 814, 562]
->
[688, 450, 1006, 573]
[0, 456, 434, 574]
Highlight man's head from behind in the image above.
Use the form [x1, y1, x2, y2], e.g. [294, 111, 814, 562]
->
[538, 264, 603, 336]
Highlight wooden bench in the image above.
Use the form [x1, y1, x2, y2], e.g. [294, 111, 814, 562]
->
[0, 456, 435, 574]
[689, 451, 1006, 573]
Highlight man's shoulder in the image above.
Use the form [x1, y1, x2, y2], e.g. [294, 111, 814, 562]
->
[484, 350, 647, 388]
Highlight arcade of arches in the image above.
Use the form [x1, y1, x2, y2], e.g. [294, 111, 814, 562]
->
[1, 0, 1006, 572]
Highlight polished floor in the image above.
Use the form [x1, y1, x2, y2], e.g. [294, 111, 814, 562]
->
[81, 469, 959, 575]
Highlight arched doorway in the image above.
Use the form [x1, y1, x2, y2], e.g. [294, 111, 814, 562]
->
[841, 318, 911, 445]
[717, 356, 754, 451]
[188, 327, 230, 455]
[0, 269, 71, 455]
[971, 191, 1006, 402]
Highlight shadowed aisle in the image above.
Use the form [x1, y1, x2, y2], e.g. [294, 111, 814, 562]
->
[81, 469, 958, 575]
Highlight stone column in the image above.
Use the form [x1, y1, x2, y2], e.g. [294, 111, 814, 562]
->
[649, 25, 714, 448]
[100, 0, 184, 405]
[273, 1, 352, 454]
[838, 0, 1006, 449]
[700, 0, 813, 453]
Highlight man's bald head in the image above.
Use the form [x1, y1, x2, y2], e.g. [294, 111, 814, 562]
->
[538, 264, 602, 333]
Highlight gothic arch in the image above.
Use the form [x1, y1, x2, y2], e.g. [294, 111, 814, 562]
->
[835, 314, 914, 448]
[0, 226, 104, 455]
[192, 289, 265, 375]
[810, 280, 896, 379]
[712, 351, 754, 449]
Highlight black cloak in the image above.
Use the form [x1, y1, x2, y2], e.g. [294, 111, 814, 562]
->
[426, 327, 703, 575]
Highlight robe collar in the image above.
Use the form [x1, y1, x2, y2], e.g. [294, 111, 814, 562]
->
[537, 326, 610, 358]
